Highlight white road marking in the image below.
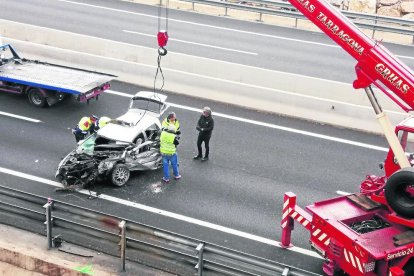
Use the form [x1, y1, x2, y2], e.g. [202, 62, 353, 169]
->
[57, 0, 336, 48]
[336, 190, 352, 195]
[0, 166, 323, 259]
[107, 90, 389, 152]
[0, 111, 42, 123]
[123, 30, 258, 55]
[396, 54, 414, 61]
[58, 0, 414, 60]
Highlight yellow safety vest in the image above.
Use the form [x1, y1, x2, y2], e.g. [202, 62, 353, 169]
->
[160, 131, 176, 155]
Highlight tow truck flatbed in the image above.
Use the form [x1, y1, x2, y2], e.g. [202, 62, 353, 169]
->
[0, 44, 116, 107]
[0, 59, 115, 94]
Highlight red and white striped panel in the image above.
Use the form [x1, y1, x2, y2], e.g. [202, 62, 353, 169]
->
[344, 248, 364, 274]
[311, 226, 330, 247]
[290, 210, 312, 231]
[281, 197, 292, 228]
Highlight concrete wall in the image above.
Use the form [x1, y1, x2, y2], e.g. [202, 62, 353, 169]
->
[0, 18, 407, 134]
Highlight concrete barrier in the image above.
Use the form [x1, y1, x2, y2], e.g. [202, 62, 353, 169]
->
[0, 18, 407, 134]
[0, 224, 116, 276]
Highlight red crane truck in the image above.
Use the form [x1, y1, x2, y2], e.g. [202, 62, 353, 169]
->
[0, 44, 116, 107]
[279, 0, 414, 275]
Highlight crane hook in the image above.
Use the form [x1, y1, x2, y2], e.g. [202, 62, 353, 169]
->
[153, 0, 169, 94]
[157, 0, 169, 55]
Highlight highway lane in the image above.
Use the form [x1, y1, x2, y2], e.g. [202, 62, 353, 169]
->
[0, 82, 388, 272]
[1, 0, 413, 84]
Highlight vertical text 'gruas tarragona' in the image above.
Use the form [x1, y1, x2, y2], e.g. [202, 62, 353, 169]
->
[294, 0, 365, 56]
[316, 12, 364, 55]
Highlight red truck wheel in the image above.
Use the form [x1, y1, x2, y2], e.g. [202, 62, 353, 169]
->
[404, 258, 414, 274]
[385, 167, 414, 218]
[28, 88, 47, 107]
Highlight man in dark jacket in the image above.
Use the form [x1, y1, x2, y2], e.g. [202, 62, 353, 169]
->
[194, 107, 214, 161]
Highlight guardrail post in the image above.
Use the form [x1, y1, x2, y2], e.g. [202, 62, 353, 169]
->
[258, 12, 263, 22]
[282, 267, 290, 276]
[43, 198, 53, 250]
[372, 15, 378, 39]
[195, 243, 205, 276]
[280, 192, 295, 248]
[119, 220, 127, 272]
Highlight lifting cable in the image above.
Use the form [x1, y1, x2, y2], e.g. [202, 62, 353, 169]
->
[153, 0, 169, 95]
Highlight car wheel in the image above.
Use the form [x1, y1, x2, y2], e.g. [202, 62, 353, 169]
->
[110, 164, 130, 187]
[385, 167, 414, 218]
[28, 88, 47, 107]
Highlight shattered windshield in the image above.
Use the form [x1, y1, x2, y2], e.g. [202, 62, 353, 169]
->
[130, 98, 162, 114]
[76, 133, 97, 155]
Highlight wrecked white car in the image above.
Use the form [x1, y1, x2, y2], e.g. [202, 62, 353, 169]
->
[55, 91, 168, 188]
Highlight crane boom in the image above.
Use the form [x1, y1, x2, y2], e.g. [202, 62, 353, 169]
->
[288, 0, 414, 111]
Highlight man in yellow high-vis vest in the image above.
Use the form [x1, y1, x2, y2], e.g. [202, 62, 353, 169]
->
[160, 123, 181, 183]
[162, 111, 181, 134]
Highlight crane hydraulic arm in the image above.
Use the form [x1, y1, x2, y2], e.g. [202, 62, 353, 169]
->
[287, 0, 414, 110]
[287, 0, 414, 170]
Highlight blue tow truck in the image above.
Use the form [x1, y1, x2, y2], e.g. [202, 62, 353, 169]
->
[0, 44, 116, 107]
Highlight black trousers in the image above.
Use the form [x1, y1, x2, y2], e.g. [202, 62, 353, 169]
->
[197, 134, 211, 158]
[74, 132, 87, 143]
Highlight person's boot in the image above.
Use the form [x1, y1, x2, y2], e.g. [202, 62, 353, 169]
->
[193, 155, 202, 160]
[201, 156, 209, 161]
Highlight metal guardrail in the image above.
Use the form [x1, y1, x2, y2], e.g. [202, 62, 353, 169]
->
[179, 0, 414, 41]
[0, 185, 321, 276]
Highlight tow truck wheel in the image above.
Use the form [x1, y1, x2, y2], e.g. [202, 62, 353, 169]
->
[404, 258, 414, 274]
[110, 164, 130, 187]
[385, 167, 414, 218]
[28, 88, 46, 107]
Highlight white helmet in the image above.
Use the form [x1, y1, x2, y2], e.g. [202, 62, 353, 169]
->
[99, 116, 111, 128]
